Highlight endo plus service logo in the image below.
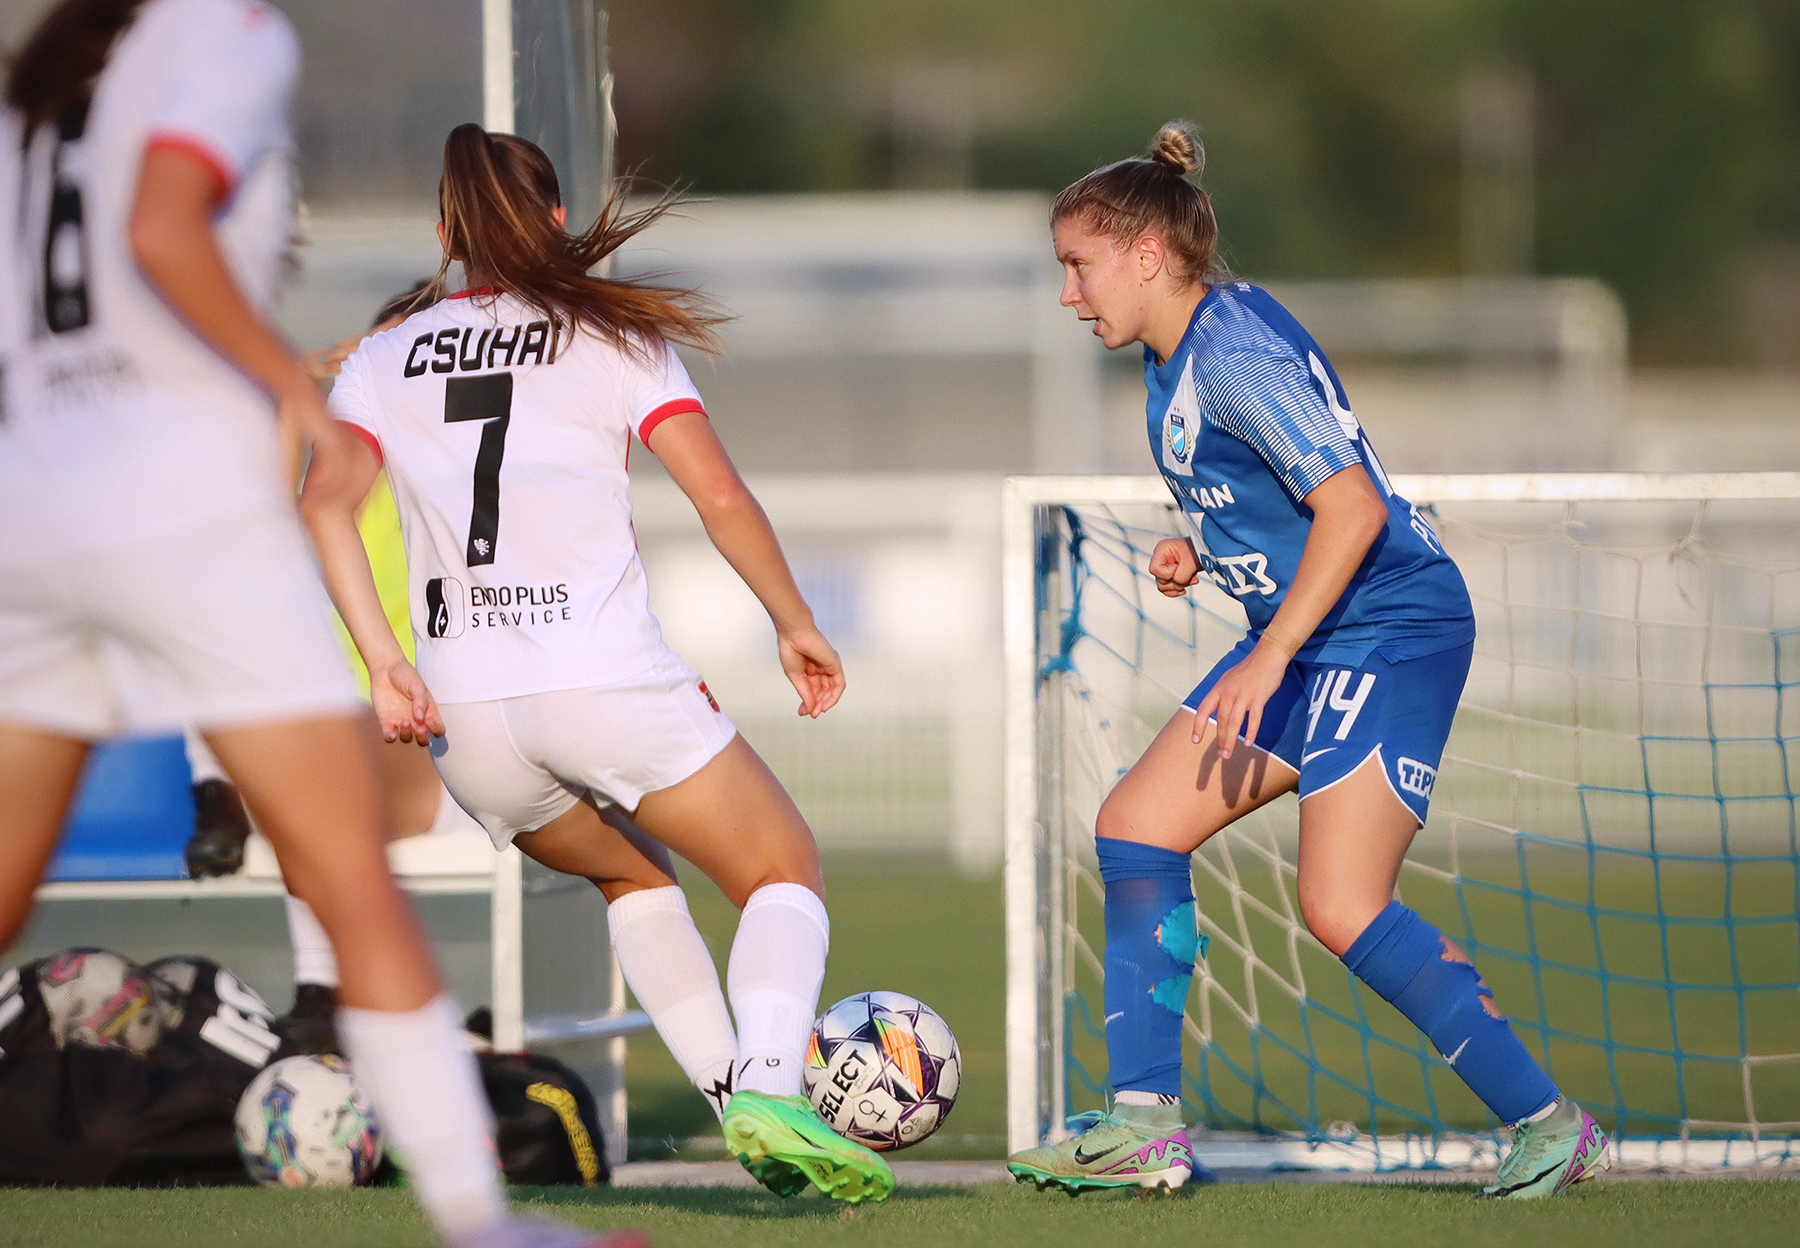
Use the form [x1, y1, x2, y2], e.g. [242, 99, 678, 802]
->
[425, 577, 464, 639]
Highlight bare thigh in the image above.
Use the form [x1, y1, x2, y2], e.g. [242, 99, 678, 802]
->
[1096, 709, 1298, 853]
[513, 797, 680, 903]
[1294, 753, 1420, 956]
[0, 724, 90, 949]
[372, 720, 447, 840]
[627, 734, 823, 908]
[205, 715, 440, 1012]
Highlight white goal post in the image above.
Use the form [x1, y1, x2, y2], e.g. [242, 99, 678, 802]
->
[1003, 471, 1800, 1168]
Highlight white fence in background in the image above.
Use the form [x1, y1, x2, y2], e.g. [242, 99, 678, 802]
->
[632, 473, 1006, 871]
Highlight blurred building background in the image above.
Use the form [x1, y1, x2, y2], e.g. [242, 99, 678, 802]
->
[4, 0, 1796, 873]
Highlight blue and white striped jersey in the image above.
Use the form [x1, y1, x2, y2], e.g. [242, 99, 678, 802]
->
[1146, 281, 1474, 666]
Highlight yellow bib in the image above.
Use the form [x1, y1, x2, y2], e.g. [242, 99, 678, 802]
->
[332, 471, 413, 699]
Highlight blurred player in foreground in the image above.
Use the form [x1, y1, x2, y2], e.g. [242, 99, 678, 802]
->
[186, 280, 480, 1047]
[0, 3, 641, 1244]
[300, 123, 893, 1205]
[285, 281, 467, 1037]
[1006, 122, 1608, 1199]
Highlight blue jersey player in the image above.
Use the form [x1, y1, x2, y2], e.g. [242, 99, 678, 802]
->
[1006, 122, 1608, 1199]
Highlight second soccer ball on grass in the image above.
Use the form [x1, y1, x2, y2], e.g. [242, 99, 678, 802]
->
[234, 1054, 384, 1188]
[803, 991, 960, 1151]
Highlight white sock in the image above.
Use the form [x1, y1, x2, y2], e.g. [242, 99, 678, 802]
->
[607, 885, 739, 1121]
[183, 727, 227, 784]
[726, 882, 829, 1098]
[285, 894, 340, 989]
[1525, 1095, 1563, 1124]
[337, 993, 506, 1243]
[1115, 1090, 1180, 1107]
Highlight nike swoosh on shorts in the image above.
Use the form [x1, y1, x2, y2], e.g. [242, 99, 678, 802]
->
[1301, 748, 1335, 765]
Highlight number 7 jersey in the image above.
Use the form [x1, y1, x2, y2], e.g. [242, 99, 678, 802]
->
[328, 291, 705, 703]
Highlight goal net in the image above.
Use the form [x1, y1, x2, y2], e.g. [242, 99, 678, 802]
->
[1002, 473, 1800, 1171]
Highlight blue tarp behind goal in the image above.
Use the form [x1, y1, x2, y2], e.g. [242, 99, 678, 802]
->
[46, 736, 194, 882]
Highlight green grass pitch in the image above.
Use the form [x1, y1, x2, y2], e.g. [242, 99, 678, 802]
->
[1, 1178, 1793, 1248]
[3, 856, 1791, 1244]
[628, 852, 1799, 1152]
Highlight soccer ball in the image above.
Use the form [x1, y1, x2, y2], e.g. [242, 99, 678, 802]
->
[235, 1054, 384, 1187]
[36, 948, 166, 1054]
[803, 991, 960, 1151]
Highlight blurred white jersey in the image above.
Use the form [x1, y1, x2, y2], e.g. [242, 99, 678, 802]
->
[328, 291, 708, 703]
[0, 0, 299, 567]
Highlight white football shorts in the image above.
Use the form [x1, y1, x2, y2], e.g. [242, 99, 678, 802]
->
[430, 654, 739, 849]
[0, 507, 360, 740]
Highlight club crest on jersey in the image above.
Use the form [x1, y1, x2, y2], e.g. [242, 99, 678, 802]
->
[425, 577, 465, 639]
[1166, 411, 1191, 465]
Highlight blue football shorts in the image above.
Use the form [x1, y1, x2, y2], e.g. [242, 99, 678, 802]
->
[1180, 636, 1474, 825]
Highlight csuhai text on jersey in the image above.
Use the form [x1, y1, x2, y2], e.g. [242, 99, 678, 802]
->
[402, 321, 559, 377]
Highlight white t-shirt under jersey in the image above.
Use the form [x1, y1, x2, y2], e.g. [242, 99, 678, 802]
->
[0, 0, 299, 567]
[328, 290, 708, 703]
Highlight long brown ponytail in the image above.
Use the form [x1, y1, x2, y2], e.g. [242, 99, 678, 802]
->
[6, 0, 150, 133]
[430, 123, 725, 359]
[1052, 120, 1229, 285]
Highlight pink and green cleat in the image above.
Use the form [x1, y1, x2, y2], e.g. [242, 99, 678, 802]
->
[1007, 1106, 1199, 1194]
[1477, 1097, 1610, 1199]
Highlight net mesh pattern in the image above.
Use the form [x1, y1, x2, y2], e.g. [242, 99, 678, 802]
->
[1039, 496, 1800, 1169]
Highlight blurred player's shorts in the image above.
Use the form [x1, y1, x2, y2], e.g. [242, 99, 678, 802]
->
[0, 507, 359, 739]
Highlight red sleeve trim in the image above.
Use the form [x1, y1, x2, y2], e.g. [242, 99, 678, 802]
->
[639, 398, 707, 446]
[340, 421, 383, 469]
[145, 133, 237, 204]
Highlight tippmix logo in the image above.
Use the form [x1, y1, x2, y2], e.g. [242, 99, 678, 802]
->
[1396, 756, 1437, 798]
[425, 577, 464, 639]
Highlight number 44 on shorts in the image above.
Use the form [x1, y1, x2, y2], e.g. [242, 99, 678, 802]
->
[1306, 669, 1375, 742]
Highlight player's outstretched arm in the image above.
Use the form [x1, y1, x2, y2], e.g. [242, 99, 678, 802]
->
[648, 412, 844, 718]
[1196, 465, 1389, 753]
[298, 437, 443, 746]
[129, 146, 356, 495]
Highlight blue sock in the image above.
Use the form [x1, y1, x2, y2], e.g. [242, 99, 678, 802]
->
[1342, 901, 1558, 1124]
[1097, 836, 1202, 1097]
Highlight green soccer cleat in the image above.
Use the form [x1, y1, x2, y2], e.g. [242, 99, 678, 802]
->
[1007, 1105, 1197, 1195]
[1477, 1097, 1610, 1199]
[740, 1154, 811, 1198]
[721, 1090, 896, 1204]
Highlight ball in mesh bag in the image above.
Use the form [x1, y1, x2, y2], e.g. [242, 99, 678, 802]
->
[803, 990, 960, 1151]
[235, 1054, 384, 1187]
[35, 947, 166, 1054]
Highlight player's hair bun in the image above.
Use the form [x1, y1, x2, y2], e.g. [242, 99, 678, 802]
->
[1148, 121, 1204, 178]
[1052, 118, 1227, 285]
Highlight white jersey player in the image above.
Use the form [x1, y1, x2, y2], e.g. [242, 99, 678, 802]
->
[0, 4, 640, 1246]
[302, 123, 896, 1205]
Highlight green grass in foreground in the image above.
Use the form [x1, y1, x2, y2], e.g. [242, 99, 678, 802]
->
[0, 1178, 1794, 1248]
